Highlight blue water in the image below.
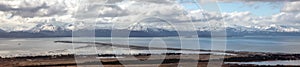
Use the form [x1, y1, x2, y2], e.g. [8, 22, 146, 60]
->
[87, 36, 300, 53]
[1, 36, 300, 57]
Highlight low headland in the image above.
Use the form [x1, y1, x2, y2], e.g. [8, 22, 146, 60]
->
[1, 41, 300, 67]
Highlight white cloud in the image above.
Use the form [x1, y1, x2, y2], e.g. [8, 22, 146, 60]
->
[281, 1, 300, 12]
[0, 0, 299, 32]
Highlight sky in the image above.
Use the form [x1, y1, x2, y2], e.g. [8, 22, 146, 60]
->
[0, 0, 299, 32]
[218, 2, 283, 16]
[180, 0, 283, 16]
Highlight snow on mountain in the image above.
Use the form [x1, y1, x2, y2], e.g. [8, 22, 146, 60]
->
[38, 24, 58, 31]
[28, 22, 75, 33]
[30, 24, 57, 32]
[127, 19, 175, 31]
[0, 22, 299, 33]
[194, 23, 300, 33]
[261, 24, 300, 32]
[0, 29, 4, 33]
[127, 23, 148, 31]
[240, 24, 300, 32]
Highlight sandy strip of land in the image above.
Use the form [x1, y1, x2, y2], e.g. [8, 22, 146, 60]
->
[1, 52, 300, 67]
[1, 41, 300, 67]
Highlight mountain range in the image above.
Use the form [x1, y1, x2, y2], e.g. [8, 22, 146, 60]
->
[0, 23, 300, 38]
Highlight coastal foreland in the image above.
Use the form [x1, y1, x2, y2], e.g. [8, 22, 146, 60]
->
[1, 41, 300, 67]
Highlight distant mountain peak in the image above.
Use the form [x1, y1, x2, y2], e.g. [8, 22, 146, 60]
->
[127, 22, 175, 32]
[0, 22, 299, 34]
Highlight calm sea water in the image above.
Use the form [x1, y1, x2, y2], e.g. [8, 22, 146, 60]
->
[0, 36, 300, 57]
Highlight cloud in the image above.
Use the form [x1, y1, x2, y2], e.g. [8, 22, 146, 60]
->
[219, 0, 300, 2]
[0, 3, 49, 18]
[129, 0, 175, 4]
[217, 0, 300, 10]
[0, 0, 299, 32]
[0, 0, 80, 18]
[281, 1, 300, 12]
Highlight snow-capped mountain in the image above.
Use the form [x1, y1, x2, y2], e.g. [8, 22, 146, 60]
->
[127, 23, 149, 31]
[30, 24, 58, 32]
[225, 24, 300, 32]
[28, 23, 74, 33]
[0, 22, 300, 38]
[127, 22, 174, 32]
[259, 25, 300, 32]
[0, 22, 299, 33]
[0, 29, 5, 33]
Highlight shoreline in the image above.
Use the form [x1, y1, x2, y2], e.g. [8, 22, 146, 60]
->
[1, 41, 300, 67]
[1, 51, 300, 67]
